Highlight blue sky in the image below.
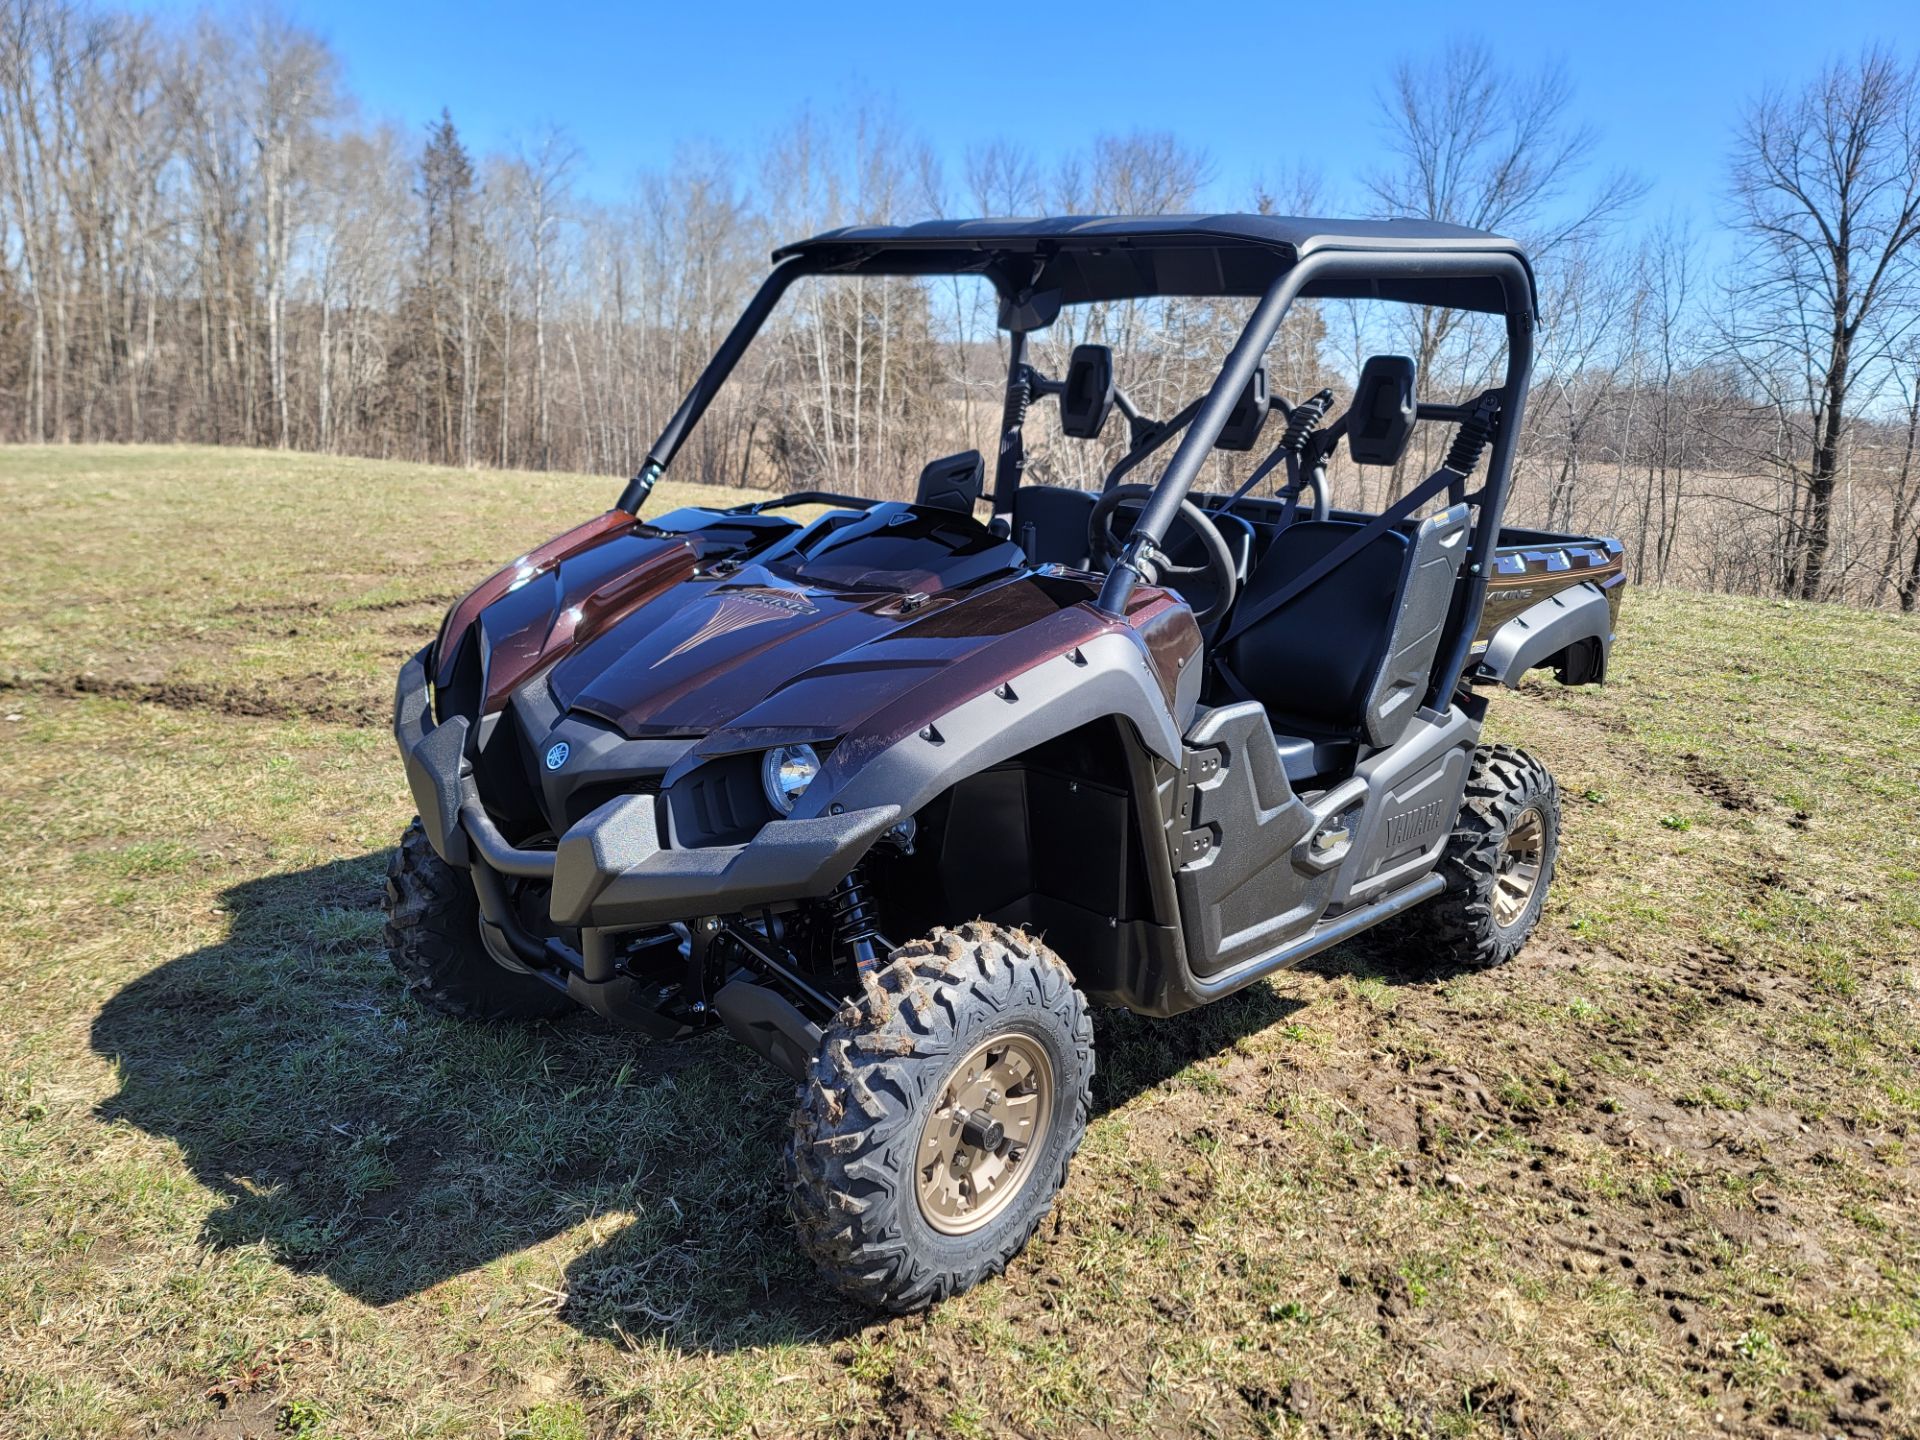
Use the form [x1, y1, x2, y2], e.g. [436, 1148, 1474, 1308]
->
[144, 0, 1918, 225]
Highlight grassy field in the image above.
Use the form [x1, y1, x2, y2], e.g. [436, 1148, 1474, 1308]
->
[1, 444, 1917, 1439]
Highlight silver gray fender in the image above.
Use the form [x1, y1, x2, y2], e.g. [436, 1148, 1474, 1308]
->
[821, 629, 1190, 820]
[1479, 583, 1614, 687]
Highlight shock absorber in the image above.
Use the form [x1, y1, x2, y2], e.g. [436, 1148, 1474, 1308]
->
[998, 364, 1033, 494]
[1279, 387, 1335, 456]
[831, 868, 886, 974]
[1443, 392, 1503, 477]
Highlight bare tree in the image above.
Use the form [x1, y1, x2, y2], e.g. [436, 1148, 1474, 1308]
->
[1365, 40, 1642, 493]
[1727, 47, 1920, 599]
[1881, 348, 1920, 608]
[237, 9, 334, 447]
[501, 126, 577, 469]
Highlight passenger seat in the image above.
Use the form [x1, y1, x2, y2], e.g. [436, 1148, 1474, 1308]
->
[1219, 505, 1470, 781]
[1010, 485, 1097, 568]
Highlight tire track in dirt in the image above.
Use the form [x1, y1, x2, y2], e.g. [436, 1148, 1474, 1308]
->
[0, 671, 383, 726]
[1307, 927, 1908, 1435]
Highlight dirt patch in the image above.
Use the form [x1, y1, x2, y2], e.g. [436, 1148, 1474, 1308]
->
[186, 1368, 287, 1440]
[0, 671, 382, 726]
[341, 593, 456, 614]
[224, 592, 454, 618]
[1681, 751, 1763, 811]
[224, 598, 329, 617]
[1054, 916, 1918, 1435]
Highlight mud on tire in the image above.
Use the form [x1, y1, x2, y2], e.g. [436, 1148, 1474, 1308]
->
[383, 818, 571, 1022]
[786, 922, 1094, 1313]
[1389, 744, 1560, 972]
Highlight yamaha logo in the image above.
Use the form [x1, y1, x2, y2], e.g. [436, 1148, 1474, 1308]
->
[651, 586, 820, 667]
[545, 741, 570, 771]
[1385, 799, 1445, 849]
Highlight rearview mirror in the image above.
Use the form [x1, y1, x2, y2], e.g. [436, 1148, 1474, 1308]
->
[1348, 354, 1418, 467]
[1059, 345, 1116, 439]
[997, 286, 1064, 332]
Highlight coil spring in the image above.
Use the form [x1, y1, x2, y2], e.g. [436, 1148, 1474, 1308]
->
[1002, 366, 1032, 432]
[1444, 394, 1502, 475]
[1280, 388, 1335, 453]
[831, 869, 883, 970]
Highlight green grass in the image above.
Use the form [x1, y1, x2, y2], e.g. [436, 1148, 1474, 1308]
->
[2, 444, 1919, 1437]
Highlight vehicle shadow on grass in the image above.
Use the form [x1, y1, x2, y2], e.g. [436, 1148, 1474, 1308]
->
[90, 855, 1339, 1354]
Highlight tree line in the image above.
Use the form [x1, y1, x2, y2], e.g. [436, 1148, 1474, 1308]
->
[3, 2, 1919, 609]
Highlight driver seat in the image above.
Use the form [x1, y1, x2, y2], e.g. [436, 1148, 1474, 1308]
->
[1219, 505, 1470, 780]
[1011, 485, 1097, 567]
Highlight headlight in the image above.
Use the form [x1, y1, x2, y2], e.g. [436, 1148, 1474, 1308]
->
[761, 743, 822, 814]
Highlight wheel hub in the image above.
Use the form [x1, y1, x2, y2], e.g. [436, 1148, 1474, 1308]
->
[915, 1034, 1054, 1235]
[1494, 806, 1546, 927]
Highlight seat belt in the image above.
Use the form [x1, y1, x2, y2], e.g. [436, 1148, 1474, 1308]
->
[1215, 461, 1464, 649]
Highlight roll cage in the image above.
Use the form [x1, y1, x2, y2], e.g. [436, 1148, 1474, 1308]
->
[613, 213, 1539, 716]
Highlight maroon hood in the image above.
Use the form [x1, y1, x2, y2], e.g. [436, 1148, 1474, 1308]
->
[433, 502, 1196, 756]
[552, 561, 1117, 744]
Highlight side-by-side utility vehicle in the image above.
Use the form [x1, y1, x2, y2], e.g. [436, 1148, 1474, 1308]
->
[386, 215, 1625, 1310]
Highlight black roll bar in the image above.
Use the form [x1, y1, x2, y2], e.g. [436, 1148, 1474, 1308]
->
[1092, 247, 1534, 709]
[621, 243, 1534, 712]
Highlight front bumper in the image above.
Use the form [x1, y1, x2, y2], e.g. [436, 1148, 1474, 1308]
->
[394, 647, 899, 928]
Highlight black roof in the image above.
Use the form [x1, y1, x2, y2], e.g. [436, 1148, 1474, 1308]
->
[773, 214, 1536, 315]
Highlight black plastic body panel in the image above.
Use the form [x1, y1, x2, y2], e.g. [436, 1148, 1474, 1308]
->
[1365, 504, 1469, 746]
[1334, 708, 1477, 907]
[396, 647, 470, 865]
[394, 646, 902, 930]
[555, 797, 900, 928]
[1173, 703, 1324, 977]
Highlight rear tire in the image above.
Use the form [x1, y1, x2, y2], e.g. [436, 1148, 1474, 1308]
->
[786, 923, 1093, 1312]
[1389, 744, 1559, 972]
[383, 819, 571, 1022]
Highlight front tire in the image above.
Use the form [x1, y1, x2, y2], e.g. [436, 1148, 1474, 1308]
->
[383, 819, 572, 1022]
[1390, 744, 1560, 971]
[786, 923, 1093, 1312]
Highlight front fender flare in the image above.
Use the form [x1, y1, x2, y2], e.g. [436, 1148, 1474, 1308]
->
[820, 629, 1186, 821]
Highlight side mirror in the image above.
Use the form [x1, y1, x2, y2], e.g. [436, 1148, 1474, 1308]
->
[1214, 364, 1269, 452]
[1058, 344, 1116, 440]
[1348, 354, 1418, 467]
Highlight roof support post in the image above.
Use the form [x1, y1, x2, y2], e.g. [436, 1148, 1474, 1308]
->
[1096, 262, 1314, 615]
[1424, 262, 1535, 706]
[618, 257, 809, 514]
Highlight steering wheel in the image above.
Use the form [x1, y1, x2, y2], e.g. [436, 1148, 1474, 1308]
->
[1088, 484, 1239, 626]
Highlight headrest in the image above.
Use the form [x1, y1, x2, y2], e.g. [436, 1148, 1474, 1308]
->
[1214, 364, 1270, 451]
[914, 450, 985, 513]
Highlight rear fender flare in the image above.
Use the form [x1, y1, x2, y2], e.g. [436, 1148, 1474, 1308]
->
[1479, 582, 1614, 687]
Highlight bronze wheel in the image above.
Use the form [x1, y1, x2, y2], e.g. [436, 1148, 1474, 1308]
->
[1382, 745, 1559, 973]
[787, 923, 1093, 1313]
[916, 1033, 1056, 1235]
[1493, 805, 1547, 928]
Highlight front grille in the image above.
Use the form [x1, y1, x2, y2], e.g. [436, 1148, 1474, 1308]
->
[471, 700, 551, 844]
